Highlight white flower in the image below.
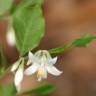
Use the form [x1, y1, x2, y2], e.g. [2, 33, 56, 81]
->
[6, 27, 16, 47]
[24, 50, 62, 81]
[11, 58, 24, 92]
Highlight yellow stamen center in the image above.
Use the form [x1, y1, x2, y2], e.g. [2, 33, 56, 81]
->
[37, 68, 45, 80]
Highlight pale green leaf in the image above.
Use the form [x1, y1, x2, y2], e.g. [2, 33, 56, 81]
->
[13, 0, 45, 56]
[0, 0, 13, 16]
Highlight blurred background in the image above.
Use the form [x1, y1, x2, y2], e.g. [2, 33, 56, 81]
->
[0, 0, 96, 96]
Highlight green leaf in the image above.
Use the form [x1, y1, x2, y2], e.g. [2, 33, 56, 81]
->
[0, 46, 8, 66]
[13, 0, 45, 56]
[49, 34, 96, 54]
[0, 45, 8, 75]
[0, 0, 13, 16]
[0, 83, 17, 96]
[32, 83, 56, 96]
[49, 47, 65, 54]
[72, 34, 96, 47]
[22, 83, 56, 96]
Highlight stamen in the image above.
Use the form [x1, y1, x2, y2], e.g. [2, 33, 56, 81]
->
[37, 68, 45, 81]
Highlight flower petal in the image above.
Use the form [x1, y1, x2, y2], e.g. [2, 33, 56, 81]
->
[16, 84, 21, 93]
[6, 27, 16, 47]
[43, 70, 47, 79]
[28, 51, 38, 63]
[24, 63, 39, 75]
[47, 66, 62, 76]
[14, 64, 24, 92]
[37, 67, 47, 81]
[48, 56, 58, 65]
[11, 61, 20, 72]
[37, 77, 42, 81]
[26, 59, 32, 65]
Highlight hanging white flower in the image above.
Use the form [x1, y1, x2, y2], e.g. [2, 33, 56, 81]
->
[11, 58, 24, 92]
[24, 50, 62, 81]
[6, 27, 16, 47]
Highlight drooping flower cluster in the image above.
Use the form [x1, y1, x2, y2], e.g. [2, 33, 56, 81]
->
[11, 58, 24, 92]
[11, 50, 62, 92]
